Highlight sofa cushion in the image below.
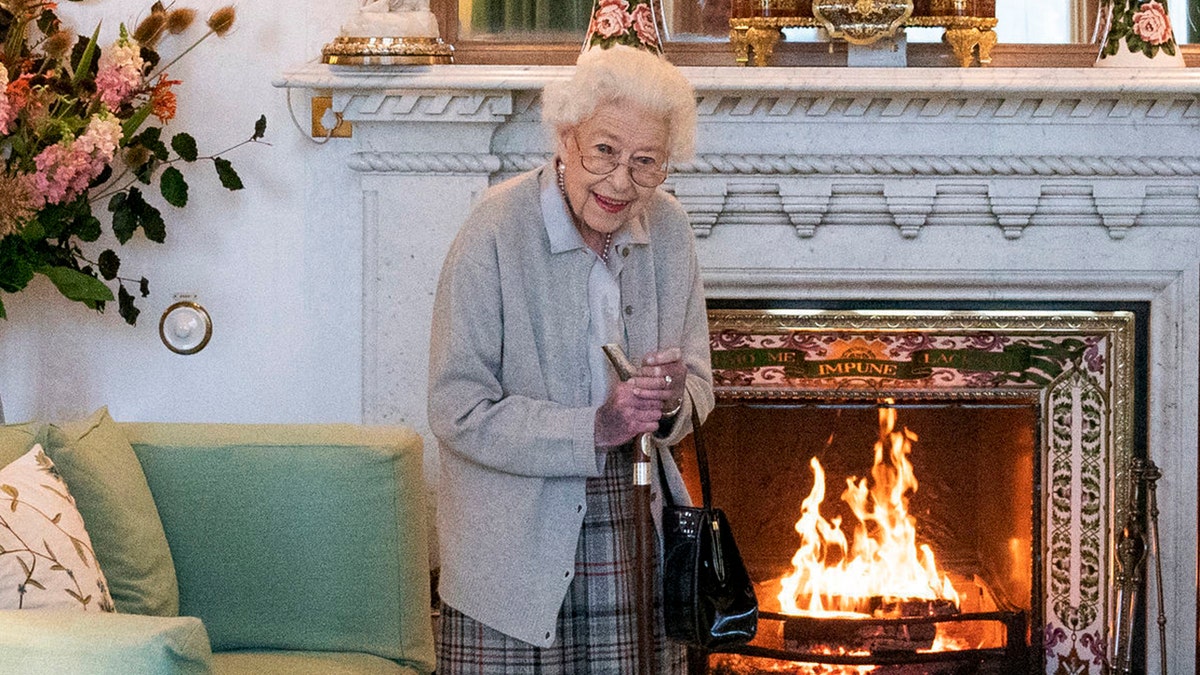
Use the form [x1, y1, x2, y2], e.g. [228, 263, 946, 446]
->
[47, 407, 179, 617]
[0, 421, 47, 466]
[0, 609, 211, 674]
[212, 650, 422, 675]
[126, 423, 434, 673]
[0, 445, 115, 612]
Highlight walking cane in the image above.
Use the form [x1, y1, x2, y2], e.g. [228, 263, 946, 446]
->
[602, 344, 657, 675]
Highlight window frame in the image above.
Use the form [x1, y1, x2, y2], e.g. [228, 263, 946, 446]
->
[431, 0, 1200, 67]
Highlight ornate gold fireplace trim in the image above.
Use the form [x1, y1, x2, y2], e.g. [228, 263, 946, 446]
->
[706, 308, 1138, 670]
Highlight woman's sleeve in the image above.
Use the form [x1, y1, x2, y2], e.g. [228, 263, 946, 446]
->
[654, 229, 715, 447]
[427, 228, 602, 479]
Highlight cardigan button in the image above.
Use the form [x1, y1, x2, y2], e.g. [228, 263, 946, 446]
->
[621, 246, 630, 257]
[624, 305, 633, 316]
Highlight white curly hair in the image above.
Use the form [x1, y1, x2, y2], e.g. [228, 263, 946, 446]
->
[541, 45, 697, 161]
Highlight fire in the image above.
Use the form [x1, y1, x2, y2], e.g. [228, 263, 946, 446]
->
[777, 403, 960, 616]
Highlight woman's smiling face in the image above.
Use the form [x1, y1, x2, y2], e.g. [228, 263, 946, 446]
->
[558, 100, 670, 236]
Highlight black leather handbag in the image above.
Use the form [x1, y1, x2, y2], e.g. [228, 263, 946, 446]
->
[660, 408, 759, 649]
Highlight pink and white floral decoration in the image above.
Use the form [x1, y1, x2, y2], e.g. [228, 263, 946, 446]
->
[584, 0, 664, 53]
[1096, 0, 1184, 66]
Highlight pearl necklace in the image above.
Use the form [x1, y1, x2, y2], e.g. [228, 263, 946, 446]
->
[557, 160, 613, 264]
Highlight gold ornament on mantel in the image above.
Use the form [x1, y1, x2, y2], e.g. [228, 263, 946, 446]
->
[811, 0, 914, 44]
[322, 0, 453, 66]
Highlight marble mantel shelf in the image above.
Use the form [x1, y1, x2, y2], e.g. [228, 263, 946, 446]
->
[277, 62, 1200, 96]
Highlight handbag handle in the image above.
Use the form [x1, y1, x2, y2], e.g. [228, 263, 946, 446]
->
[691, 407, 713, 509]
[658, 405, 714, 510]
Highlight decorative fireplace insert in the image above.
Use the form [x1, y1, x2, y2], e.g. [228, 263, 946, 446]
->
[680, 308, 1140, 674]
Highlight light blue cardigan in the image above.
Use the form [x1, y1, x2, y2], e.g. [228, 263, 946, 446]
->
[427, 164, 714, 647]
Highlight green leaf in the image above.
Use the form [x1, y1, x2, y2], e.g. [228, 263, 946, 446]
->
[131, 127, 169, 162]
[73, 214, 102, 243]
[72, 24, 101, 86]
[19, 221, 45, 242]
[140, 203, 166, 243]
[139, 277, 150, 298]
[97, 250, 120, 280]
[37, 203, 70, 239]
[36, 8, 58, 36]
[213, 157, 243, 190]
[0, 236, 37, 294]
[252, 115, 267, 141]
[160, 167, 188, 207]
[171, 133, 198, 162]
[121, 103, 155, 143]
[118, 284, 140, 325]
[0, 297, 6, 320]
[39, 266, 114, 303]
[109, 192, 137, 244]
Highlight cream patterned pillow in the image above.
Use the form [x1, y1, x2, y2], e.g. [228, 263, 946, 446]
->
[0, 444, 115, 611]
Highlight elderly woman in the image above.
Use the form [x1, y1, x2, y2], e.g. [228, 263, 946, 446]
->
[428, 45, 713, 674]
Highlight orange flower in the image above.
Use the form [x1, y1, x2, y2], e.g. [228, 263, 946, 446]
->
[150, 74, 181, 122]
[6, 74, 33, 109]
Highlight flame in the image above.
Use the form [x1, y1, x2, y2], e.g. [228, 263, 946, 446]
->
[777, 403, 960, 616]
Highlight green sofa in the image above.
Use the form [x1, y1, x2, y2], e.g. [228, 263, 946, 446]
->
[0, 418, 435, 675]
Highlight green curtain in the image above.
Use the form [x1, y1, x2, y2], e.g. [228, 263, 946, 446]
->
[472, 0, 594, 35]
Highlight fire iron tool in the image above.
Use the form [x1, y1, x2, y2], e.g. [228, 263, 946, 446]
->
[1142, 460, 1166, 675]
[1111, 458, 1166, 675]
[601, 343, 656, 675]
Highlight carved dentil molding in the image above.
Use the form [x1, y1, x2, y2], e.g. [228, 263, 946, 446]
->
[355, 151, 1199, 240]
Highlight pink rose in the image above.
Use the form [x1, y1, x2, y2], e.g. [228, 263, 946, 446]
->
[591, 2, 632, 39]
[1132, 1, 1173, 45]
[630, 3, 659, 47]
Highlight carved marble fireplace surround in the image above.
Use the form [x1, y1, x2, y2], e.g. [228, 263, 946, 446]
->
[278, 64, 1200, 672]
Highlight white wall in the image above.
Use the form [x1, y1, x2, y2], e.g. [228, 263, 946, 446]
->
[0, 0, 369, 424]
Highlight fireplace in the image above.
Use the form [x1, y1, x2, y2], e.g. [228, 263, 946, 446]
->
[676, 307, 1141, 673]
[277, 63, 1200, 674]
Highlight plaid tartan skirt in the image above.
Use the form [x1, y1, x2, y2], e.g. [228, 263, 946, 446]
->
[437, 448, 686, 674]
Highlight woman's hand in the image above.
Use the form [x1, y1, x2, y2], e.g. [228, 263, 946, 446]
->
[637, 347, 687, 416]
[594, 347, 687, 447]
[595, 379, 663, 447]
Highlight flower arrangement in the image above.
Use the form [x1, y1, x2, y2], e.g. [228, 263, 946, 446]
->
[584, 0, 663, 53]
[0, 0, 266, 325]
[1099, 0, 1179, 60]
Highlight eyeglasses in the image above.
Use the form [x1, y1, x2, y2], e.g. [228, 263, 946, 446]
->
[573, 135, 669, 188]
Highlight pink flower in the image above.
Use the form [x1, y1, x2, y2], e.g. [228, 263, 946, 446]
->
[28, 114, 123, 207]
[95, 38, 145, 110]
[1132, 1, 1173, 45]
[630, 3, 659, 47]
[591, 0, 632, 39]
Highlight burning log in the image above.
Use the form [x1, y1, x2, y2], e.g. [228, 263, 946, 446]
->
[781, 598, 959, 653]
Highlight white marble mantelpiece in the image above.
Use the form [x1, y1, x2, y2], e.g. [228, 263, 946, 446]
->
[277, 64, 1199, 673]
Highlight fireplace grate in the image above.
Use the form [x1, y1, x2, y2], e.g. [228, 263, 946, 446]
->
[700, 610, 1029, 672]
